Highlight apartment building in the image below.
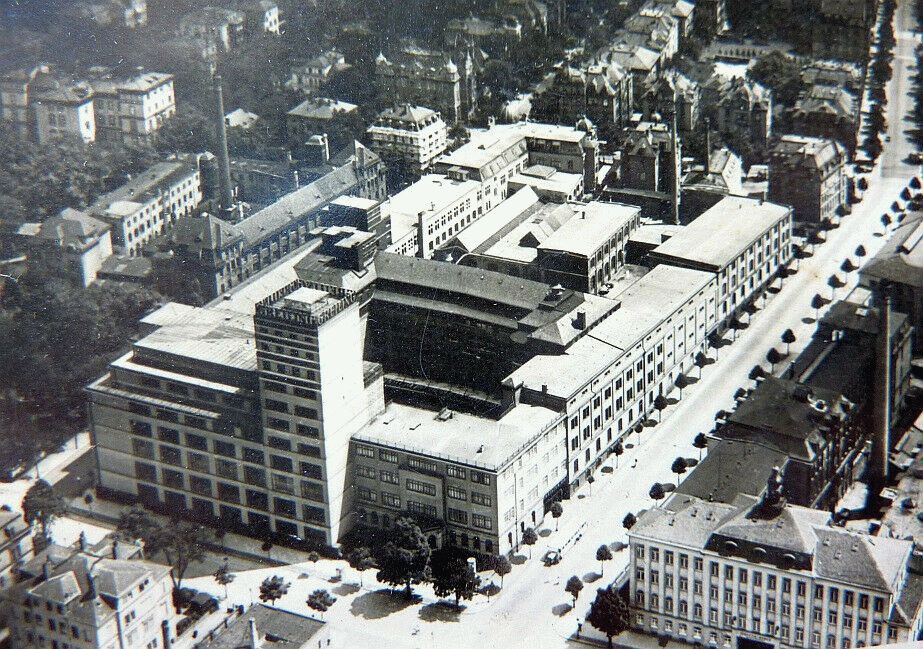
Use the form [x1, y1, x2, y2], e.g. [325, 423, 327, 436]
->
[506, 263, 719, 488]
[367, 104, 448, 179]
[531, 63, 634, 136]
[647, 196, 793, 325]
[384, 174, 485, 258]
[350, 401, 566, 556]
[5, 540, 175, 649]
[32, 81, 96, 145]
[768, 135, 847, 228]
[16, 208, 114, 287]
[87, 159, 202, 256]
[629, 487, 923, 649]
[91, 72, 175, 144]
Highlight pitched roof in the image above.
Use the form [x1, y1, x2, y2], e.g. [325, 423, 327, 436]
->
[861, 214, 923, 288]
[200, 604, 324, 649]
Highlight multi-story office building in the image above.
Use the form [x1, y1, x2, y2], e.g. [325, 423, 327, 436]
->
[90, 71, 175, 144]
[5, 539, 176, 649]
[384, 174, 484, 258]
[88, 277, 385, 545]
[87, 159, 202, 256]
[350, 400, 567, 556]
[628, 486, 923, 649]
[506, 263, 718, 487]
[367, 104, 448, 180]
[647, 196, 793, 325]
[768, 135, 847, 228]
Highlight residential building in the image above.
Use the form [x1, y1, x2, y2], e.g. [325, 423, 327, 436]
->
[646, 196, 793, 324]
[227, 0, 281, 36]
[623, 11, 680, 67]
[177, 7, 246, 57]
[375, 46, 478, 124]
[790, 85, 859, 157]
[641, 71, 700, 134]
[287, 51, 349, 94]
[32, 80, 96, 145]
[350, 401, 566, 556]
[768, 135, 847, 227]
[88, 159, 202, 256]
[704, 75, 773, 160]
[596, 42, 660, 93]
[694, 0, 727, 36]
[67, 0, 148, 28]
[505, 263, 719, 487]
[228, 157, 297, 205]
[801, 60, 864, 95]
[0, 510, 33, 590]
[199, 604, 328, 649]
[5, 540, 176, 649]
[681, 148, 746, 221]
[861, 214, 923, 350]
[286, 98, 358, 146]
[628, 487, 923, 649]
[161, 142, 385, 300]
[530, 63, 634, 136]
[366, 104, 448, 180]
[90, 71, 175, 144]
[225, 108, 258, 129]
[618, 121, 681, 199]
[15, 208, 114, 287]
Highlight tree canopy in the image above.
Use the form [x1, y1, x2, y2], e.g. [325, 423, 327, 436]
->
[259, 575, 291, 605]
[432, 557, 480, 607]
[587, 587, 631, 647]
[375, 516, 432, 597]
[22, 479, 65, 540]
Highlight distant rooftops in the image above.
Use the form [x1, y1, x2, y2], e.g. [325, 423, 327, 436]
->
[199, 604, 325, 649]
[287, 97, 358, 120]
[771, 134, 846, 170]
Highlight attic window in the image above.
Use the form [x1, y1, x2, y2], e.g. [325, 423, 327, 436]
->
[265, 634, 286, 643]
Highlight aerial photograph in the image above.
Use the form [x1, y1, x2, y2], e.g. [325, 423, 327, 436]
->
[2, 0, 923, 647]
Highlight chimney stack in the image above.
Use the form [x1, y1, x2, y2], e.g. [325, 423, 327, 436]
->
[212, 75, 235, 214]
[871, 292, 893, 488]
[705, 118, 711, 175]
[248, 618, 259, 649]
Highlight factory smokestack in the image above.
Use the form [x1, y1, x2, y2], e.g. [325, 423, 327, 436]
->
[213, 75, 234, 214]
[872, 291, 893, 488]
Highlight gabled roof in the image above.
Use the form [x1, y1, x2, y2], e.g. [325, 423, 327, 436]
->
[166, 213, 244, 253]
[861, 213, 923, 288]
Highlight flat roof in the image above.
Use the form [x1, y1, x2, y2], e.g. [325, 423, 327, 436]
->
[537, 201, 639, 257]
[508, 264, 715, 397]
[90, 160, 197, 223]
[352, 401, 562, 470]
[509, 169, 582, 195]
[650, 196, 790, 270]
[481, 202, 577, 263]
[386, 174, 481, 243]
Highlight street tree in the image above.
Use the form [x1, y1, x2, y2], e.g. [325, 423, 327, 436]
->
[214, 561, 235, 600]
[653, 393, 669, 421]
[565, 575, 584, 607]
[855, 244, 867, 258]
[495, 554, 512, 587]
[781, 329, 796, 355]
[694, 352, 708, 377]
[881, 213, 893, 231]
[115, 506, 158, 545]
[734, 387, 748, 401]
[522, 527, 538, 558]
[671, 457, 688, 482]
[857, 177, 869, 192]
[550, 501, 563, 531]
[811, 293, 825, 321]
[376, 516, 432, 597]
[707, 332, 722, 360]
[346, 547, 377, 587]
[433, 557, 480, 607]
[596, 544, 613, 575]
[261, 540, 273, 559]
[841, 258, 857, 274]
[306, 589, 336, 616]
[649, 483, 666, 506]
[766, 347, 783, 373]
[749, 365, 765, 382]
[729, 316, 743, 340]
[259, 575, 290, 606]
[22, 479, 66, 542]
[674, 373, 689, 399]
[693, 432, 708, 460]
[634, 422, 644, 445]
[587, 587, 631, 648]
[147, 520, 208, 589]
[622, 512, 637, 531]
[715, 409, 728, 424]
[613, 440, 624, 467]
[827, 274, 844, 300]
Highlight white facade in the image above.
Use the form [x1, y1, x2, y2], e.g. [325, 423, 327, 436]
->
[367, 105, 449, 176]
[34, 96, 95, 145]
[93, 73, 176, 143]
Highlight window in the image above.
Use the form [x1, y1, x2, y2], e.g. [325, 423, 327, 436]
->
[356, 445, 375, 458]
[158, 427, 179, 444]
[243, 447, 264, 464]
[188, 452, 209, 473]
[407, 479, 436, 496]
[471, 471, 491, 485]
[357, 487, 376, 503]
[447, 508, 467, 524]
[356, 465, 376, 479]
[215, 440, 236, 458]
[471, 492, 492, 506]
[186, 433, 207, 451]
[268, 436, 291, 451]
[300, 462, 322, 480]
[447, 485, 466, 500]
[651, 548, 660, 562]
[447, 465, 466, 479]
[380, 469, 399, 484]
[408, 457, 438, 473]
[381, 492, 400, 508]
[244, 466, 266, 487]
[472, 514, 492, 530]
[379, 450, 399, 463]
[270, 455, 293, 472]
